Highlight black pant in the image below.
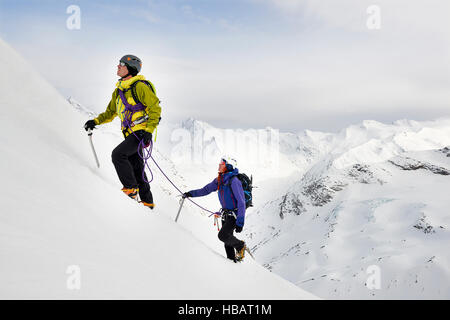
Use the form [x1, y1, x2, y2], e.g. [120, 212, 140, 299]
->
[218, 213, 245, 260]
[111, 133, 153, 203]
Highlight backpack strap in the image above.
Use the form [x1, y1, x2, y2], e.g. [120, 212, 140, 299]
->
[225, 174, 237, 187]
[225, 174, 239, 201]
[130, 80, 155, 105]
[118, 89, 146, 129]
[127, 80, 162, 128]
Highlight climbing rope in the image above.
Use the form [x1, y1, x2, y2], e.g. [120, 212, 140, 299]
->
[132, 130, 216, 216]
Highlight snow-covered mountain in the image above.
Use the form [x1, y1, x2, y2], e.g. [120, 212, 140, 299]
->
[68, 95, 450, 299]
[0, 37, 316, 299]
[243, 119, 450, 299]
[72, 103, 450, 299]
[4, 29, 449, 299]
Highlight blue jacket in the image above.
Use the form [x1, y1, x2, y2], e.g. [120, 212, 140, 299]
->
[189, 169, 246, 227]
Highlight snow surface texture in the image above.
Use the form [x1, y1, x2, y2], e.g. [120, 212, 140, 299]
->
[0, 38, 316, 299]
[152, 112, 450, 299]
[2, 34, 449, 300]
[243, 122, 450, 299]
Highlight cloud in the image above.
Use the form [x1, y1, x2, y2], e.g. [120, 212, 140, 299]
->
[181, 5, 212, 24]
[2, 0, 449, 132]
[227, 0, 450, 129]
[180, 4, 240, 31]
[96, 2, 162, 24]
[259, 0, 450, 36]
[130, 9, 161, 24]
[217, 18, 239, 32]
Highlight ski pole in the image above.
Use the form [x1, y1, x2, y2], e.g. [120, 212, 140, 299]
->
[175, 196, 186, 222]
[245, 247, 255, 260]
[87, 128, 100, 168]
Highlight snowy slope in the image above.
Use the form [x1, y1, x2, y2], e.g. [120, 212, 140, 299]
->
[244, 120, 450, 299]
[145, 114, 450, 299]
[77, 107, 450, 299]
[4, 33, 449, 300]
[0, 38, 317, 299]
[67, 95, 450, 300]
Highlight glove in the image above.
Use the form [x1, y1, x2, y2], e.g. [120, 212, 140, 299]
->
[182, 191, 192, 199]
[84, 120, 96, 131]
[235, 225, 243, 233]
[137, 130, 152, 147]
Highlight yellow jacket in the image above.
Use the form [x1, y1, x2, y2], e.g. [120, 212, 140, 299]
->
[94, 75, 161, 137]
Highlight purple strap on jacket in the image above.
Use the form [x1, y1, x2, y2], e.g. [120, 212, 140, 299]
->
[118, 89, 146, 129]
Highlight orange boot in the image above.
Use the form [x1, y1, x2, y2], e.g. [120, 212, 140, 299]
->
[141, 201, 155, 210]
[121, 187, 139, 200]
[235, 243, 246, 262]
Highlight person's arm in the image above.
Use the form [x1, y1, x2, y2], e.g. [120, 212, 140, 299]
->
[136, 81, 161, 134]
[94, 90, 118, 125]
[231, 177, 246, 227]
[189, 178, 218, 197]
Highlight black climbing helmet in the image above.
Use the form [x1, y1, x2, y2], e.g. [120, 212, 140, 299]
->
[120, 54, 142, 76]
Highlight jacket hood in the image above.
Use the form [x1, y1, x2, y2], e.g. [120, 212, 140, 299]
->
[222, 168, 239, 184]
[116, 75, 146, 90]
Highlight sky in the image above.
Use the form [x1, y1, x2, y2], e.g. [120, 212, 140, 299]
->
[0, 0, 449, 132]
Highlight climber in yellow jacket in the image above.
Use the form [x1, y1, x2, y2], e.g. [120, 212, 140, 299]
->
[84, 55, 161, 209]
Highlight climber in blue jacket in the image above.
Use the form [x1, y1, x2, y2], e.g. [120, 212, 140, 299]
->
[183, 156, 247, 262]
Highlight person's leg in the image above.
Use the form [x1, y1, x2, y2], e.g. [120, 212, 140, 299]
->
[129, 151, 154, 204]
[224, 244, 236, 260]
[111, 134, 140, 189]
[218, 215, 245, 255]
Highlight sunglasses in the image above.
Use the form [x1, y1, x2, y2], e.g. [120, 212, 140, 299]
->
[119, 62, 126, 66]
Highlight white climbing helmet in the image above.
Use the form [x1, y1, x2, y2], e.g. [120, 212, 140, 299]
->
[221, 155, 237, 169]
